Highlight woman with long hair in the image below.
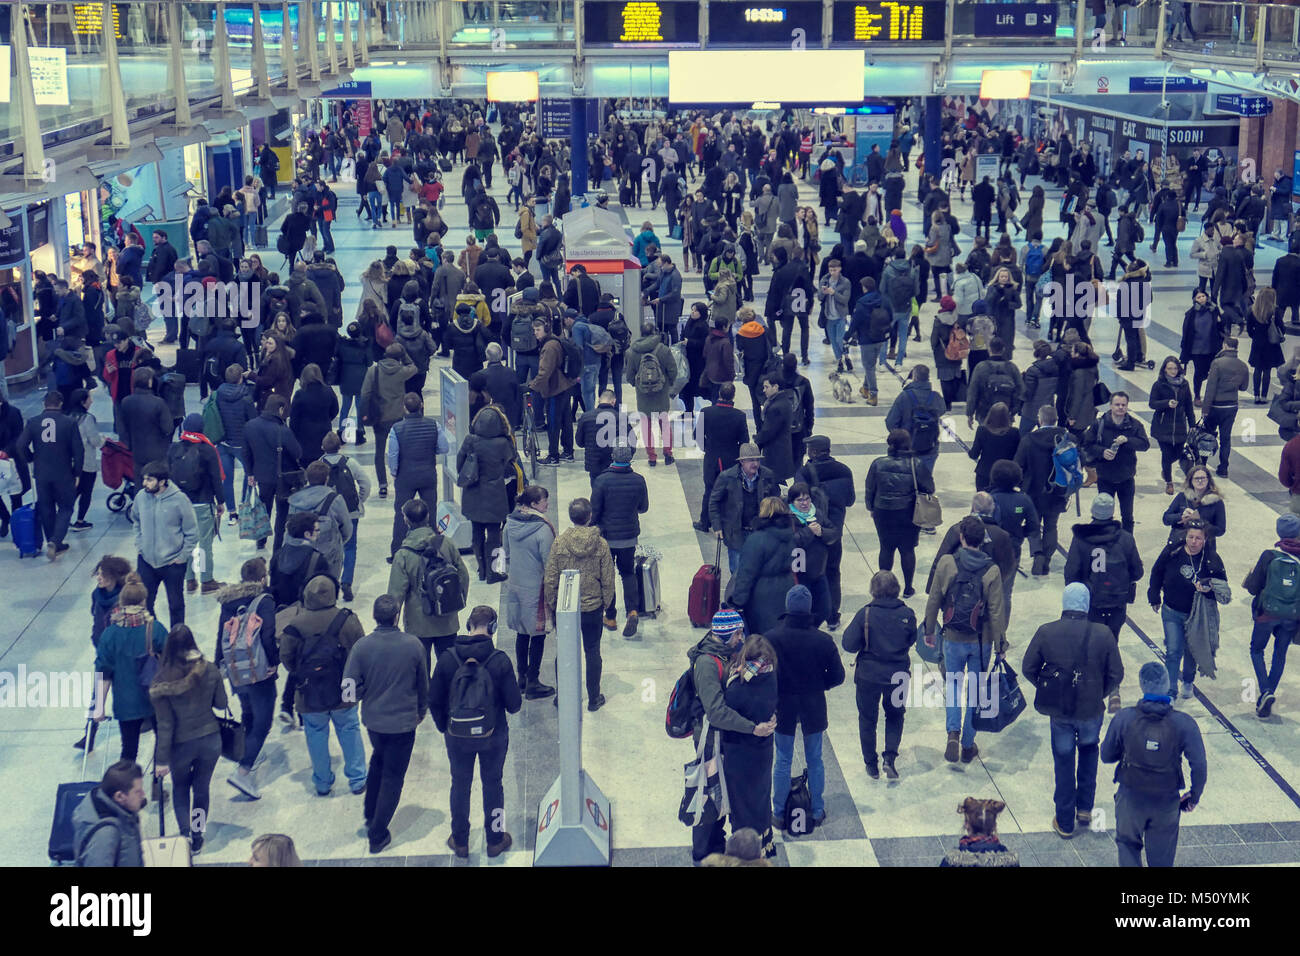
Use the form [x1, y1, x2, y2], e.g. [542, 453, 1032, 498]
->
[1148, 355, 1195, 494]
[250, 833, 302, 866]
[92, 572, 168, 761]
[720, 633, 779, 858]
[356, 260, 388, 322]
[802, 208, 821, 272]
[67, 387, 103, 532]
[255, 333, 295, 407]
[968, 402, 1020, 492]
[150, 624, 227, 854]
[1247, 286, 1285, 404]
[1163, 464, 1226, 553]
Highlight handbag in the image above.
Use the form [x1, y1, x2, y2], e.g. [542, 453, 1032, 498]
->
[910, 456, 942, 530]
[275, 442, 304, 500]
[457, 437, 480, 488]
[915, 621, 944, 664]
[216, 707, 245, 764]
[971, 644, 1027, 734]
[1093, 380, 1112, 407]
[679, 715, 731, 826]
[238, 490, 272, 541]
[1033, 624, 1089, 716]
[1268, 316, 1284, 346]
[141, 786, 192, 867]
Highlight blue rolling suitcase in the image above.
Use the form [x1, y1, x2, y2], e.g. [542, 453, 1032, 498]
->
[49, 719, 113, 863]
[12, 503, 42, 558]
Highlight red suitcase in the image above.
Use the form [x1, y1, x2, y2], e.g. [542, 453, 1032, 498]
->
[688, 537, 723, 628]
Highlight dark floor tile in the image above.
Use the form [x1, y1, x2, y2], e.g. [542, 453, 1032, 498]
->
[1206, 843, 1258, 866]
[1268, 821, 1300, 841]
[1034, 848, 1084, 867]
[610, 846, 660, 867]
[870, 835, 946, 859]
[405, 853, 451, 867]
[1231, 822, 1282, 844]
[349, 855, 406, 866]
[1172, 845, 1214, 867]
[1076, 848, 1118, 867]
[879, 854, 941, 867]
[1248, 842, 1300, 864]
[1194, 824, 1245, 846]
[1017, 830, 1078, 854]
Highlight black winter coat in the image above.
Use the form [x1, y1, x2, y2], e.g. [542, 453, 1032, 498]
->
[699, 402, 750, 483]
[729, 515, 796, 635]
[458, 407, 516, 523]
[754, 388, 796, 482]
[335, 336, 372, 396]
[766, 613, 845, 735]
[214, 381, 257, 451]
[709, 464, 782, 550]
[864, 450, 931, 513]
[841, 597, 916, 684]
[244, 412, 302, 492]
[1022, 611, 1124, 719]
[118, 392, 173, 469]
[290, 321, 339, 379]
[1020, 357, 1059, 425]
[793, 454, 856, 530]
[445, 314, 491, 380]
[289, 381, 340, 464]
[591, 466, 650, 543]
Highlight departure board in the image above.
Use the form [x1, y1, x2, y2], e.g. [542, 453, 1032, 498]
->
[831, 2, 945, 43]
[582, 1, 700, 45]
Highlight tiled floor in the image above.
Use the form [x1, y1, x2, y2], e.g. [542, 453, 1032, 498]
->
[8, 123, 1300, 867]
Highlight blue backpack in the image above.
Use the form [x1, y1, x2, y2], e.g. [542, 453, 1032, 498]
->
[1024, 243, 1046, 278]
[1050, 431, 1084, 494]
[665, 650, 724, 739]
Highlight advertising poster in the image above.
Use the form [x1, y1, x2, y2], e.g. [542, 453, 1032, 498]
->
[851, 113, 893, 186]
[353, 100, 372, 137]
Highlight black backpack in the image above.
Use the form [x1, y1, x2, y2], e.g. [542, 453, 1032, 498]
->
[942, 563, 988, 635]
[447, 646, 505, 740]
[1117, 711, 1183, 795]
[511, 316, 535, 354]
[906, 390, 939, 453]
[607, 312, 632, 352]
[285, 609, 352, 712]
[1086, 538, 1133, 609]
[559, 336, 584, 380]
[270, 545, 328, 608]
[984, 366, 1017, 413]
[326, 457, 360, 512]
[168, 442, 204, 497]
[403, 535, 466, 618]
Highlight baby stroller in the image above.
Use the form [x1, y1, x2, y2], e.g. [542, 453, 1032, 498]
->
[101, 439, 136, 522]
[1181, 419, 1219, 474]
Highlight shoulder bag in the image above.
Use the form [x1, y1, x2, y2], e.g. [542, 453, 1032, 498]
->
[275, 440, 305, 500]
[216, 706, 245, 763]
[910, 456, 942, 530]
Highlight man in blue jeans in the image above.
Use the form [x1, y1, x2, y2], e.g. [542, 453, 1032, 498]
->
[767, 585, 846, 832]
[923, 515, 1007, 763]
[1022, 583, 1124, 838]
[279, 576, 369, 797]
[847, 275, 893, 407]
[1242, 512, 1300, 719]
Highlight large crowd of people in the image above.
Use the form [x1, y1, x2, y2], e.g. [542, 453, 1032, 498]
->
[12, 94, 1300, 868]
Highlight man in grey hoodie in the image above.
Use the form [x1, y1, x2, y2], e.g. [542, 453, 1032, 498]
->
[72, 760, 146, 867]
[132, 459, 199, 627]
[344, 594, 430, 855]
[288, 460, 355, 580]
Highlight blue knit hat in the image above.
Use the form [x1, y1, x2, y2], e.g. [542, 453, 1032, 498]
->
[711, 609, 744, 637]
[786, 584, 812, 615]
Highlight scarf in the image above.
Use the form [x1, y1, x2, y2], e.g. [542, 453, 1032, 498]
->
[737, 657, 774, 682]
[790, 501, 816, 525]
[182, 432, 226, 481]
[111, 604, 152, 629]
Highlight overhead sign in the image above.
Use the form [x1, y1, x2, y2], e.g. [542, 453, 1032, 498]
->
[707, 3, 824, 44]
[539, 97, 574, 138]
[486, 71, 539, 102]
[582, 1, 700, 45]
[1128, 75, 1207, 93]
[74, 4, 122, 37]
[973, 3, 1056, 37]
[322, 80, 372, 98]
[669, 50, 865, 104]
[1214, 93, 1272, 117]
[832, 2, 945, 43]
[980, 69, 1032, 99]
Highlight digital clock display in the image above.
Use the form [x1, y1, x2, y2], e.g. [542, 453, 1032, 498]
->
[831, 2, 945, 43]
[708, 1, 823, 45]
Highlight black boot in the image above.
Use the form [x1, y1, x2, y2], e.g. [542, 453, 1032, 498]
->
[73, 721, 99, 752]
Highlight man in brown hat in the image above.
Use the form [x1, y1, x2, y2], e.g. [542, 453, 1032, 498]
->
[708, 442, 781, 574]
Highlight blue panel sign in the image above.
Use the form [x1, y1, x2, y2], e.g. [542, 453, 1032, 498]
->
[540, 98, 573, 139]
[1215, 93, 1272, 117]
[1128, 75, 1207, 93]
[973, 3, 1057, 37]
[322, 80, 372, 98]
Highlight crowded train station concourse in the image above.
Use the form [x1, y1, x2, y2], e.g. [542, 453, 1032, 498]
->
[1, 0, 1298, 911]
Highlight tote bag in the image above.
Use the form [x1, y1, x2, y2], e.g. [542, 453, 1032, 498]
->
[910, 456, 942, 530]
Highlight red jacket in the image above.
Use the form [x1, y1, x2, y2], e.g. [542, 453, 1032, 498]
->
[1280, 436, 1300, 494]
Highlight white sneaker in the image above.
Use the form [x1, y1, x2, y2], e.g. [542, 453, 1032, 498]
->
[1179, 681, 1195, 699]
[227, 768, 261, 800]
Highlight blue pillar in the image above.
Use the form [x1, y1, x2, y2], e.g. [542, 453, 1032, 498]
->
[570, 96, 588, 202]
[924, 95, 942, 186]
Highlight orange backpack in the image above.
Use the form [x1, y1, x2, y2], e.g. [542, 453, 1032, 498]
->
[945, 325, 971, 362]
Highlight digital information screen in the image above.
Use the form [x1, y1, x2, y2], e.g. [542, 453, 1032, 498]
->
[707, 3, 825, 44]
[582, 1, 700, 45]
[831, 2, 945, 43]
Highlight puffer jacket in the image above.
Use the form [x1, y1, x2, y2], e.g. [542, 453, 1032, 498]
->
[1063, 352, 1100, 429]
[458, 406, 516, 523]
[214, 380, 257, 450]
[1020, 357, 1059, 425]
[148, 656, 228, 765]
[864, 450, 932, 512]
[592, 464, 650, 546]
[503, 507, 556, 635]
[544, 524, 617, 614]
[445, 308, 492, 381]
[729, 514, 797, 635]
[335, 335, 372, 396]
[360, 355, 417, 427]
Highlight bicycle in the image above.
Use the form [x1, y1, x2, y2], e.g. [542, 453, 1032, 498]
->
[521, 392, 541, 482]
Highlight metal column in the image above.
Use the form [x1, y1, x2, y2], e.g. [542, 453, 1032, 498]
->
[924, 94, 942, 183]
[533, 570, 611, 866]
[570, 96, 589, 202]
